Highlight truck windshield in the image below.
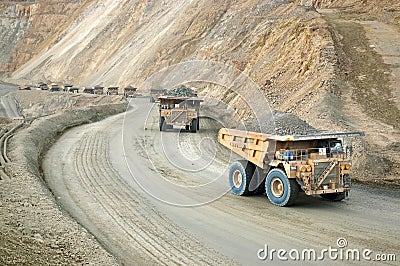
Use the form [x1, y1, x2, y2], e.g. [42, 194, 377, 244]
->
[330, 141, 343, 153]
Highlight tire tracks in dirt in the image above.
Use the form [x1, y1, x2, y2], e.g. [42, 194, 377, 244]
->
[43, 99, 400, 265]
[49, 116, 234, 265]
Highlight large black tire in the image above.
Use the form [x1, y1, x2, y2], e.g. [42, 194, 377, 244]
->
[159, 117, 166, 131]
[320, 192, 346, 202]
[265, 169, 299, 207]
[197, 117, 200, 130]
[190, 119, 198, 133]
[229, 160, 255, 196]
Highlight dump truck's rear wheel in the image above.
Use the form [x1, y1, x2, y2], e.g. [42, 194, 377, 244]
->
[265, 169, 299, 206]
[160, 117, 166, 131]
[251, 167, 266, 195]
[190, 119, 198, 133]
[320, 192, 346, 202]
[229, 160, 255, 196]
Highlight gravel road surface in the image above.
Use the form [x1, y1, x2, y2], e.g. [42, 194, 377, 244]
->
[43, 97, 400, 265]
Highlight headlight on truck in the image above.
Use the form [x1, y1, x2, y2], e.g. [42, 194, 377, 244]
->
[345, 163, 351, 170]
[298, 165, 311, 172]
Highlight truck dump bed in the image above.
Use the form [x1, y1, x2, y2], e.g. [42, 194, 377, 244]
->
[218, 128, 364, 168]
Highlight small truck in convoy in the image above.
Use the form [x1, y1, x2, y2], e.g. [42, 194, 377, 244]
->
[93, 85, 104, 95]
[123, 86, 137, 98]
[218, 128, 364, 206]
[158, 96, 203, 132]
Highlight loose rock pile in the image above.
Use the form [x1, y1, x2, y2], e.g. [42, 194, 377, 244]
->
[272, 110, 320, 135]
[254, 110, 319, 136]
[166, 86, 197, 97]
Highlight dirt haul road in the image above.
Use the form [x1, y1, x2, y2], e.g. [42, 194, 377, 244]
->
[43, 98, 400, 265]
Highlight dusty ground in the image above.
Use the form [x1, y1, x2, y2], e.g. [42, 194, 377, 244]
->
[43, 98, 400, 265]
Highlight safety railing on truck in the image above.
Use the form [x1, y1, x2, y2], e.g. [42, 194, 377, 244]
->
[275, 147, 348, 162]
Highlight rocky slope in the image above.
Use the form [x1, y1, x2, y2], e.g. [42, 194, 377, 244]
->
[0, 0, 95, 75]
[1, 1, 399, 180]
[2, 1, 333, 109]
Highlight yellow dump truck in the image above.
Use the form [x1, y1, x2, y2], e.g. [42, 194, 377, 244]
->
[159, 96, 203, 132]
[218, 128, 364, 206]
[123, 86, 137, 98]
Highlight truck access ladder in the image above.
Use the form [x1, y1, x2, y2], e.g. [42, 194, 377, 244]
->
[170, 109, 185, 123]
[316, 161, 337, 188]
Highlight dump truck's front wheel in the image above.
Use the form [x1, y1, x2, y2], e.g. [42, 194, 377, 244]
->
[320, 192, 346, 202]
[229, 160, 255, 196]
[190, 119, 198, 133]
[265, 169, 299, 206]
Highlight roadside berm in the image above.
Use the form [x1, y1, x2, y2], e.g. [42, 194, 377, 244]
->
[0, 91, 127, 265]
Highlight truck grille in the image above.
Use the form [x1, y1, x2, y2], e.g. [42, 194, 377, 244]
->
[314, 162, 338, 185]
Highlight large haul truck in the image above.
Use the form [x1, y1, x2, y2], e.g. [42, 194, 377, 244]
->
[218, 128, 364, 206]
[158, 96, 203, 132]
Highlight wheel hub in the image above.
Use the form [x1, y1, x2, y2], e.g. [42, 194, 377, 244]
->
[271, 178, 284, 198]
[232, 170, 243, 188]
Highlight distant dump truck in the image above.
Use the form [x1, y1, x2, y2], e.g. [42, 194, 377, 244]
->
[93, 85, 104, 95]
[107, 86, 119, 95]
[218, 129, 364, 206]
[150, 89, 167, 103]
[18, 85, 31, 90]
[63, 84, 73, 92]
[49, 83, 60, 92]
[36, 82, 48, 90]
[68, 87, 80, 93]
[123, 86, 137, 98]
[82, 87, 94, 94]
[158, 96, 203, 132]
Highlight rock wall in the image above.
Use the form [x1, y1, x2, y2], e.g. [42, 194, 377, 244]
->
[0, 1, 95, 75]
[1, 1, 335, 115]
